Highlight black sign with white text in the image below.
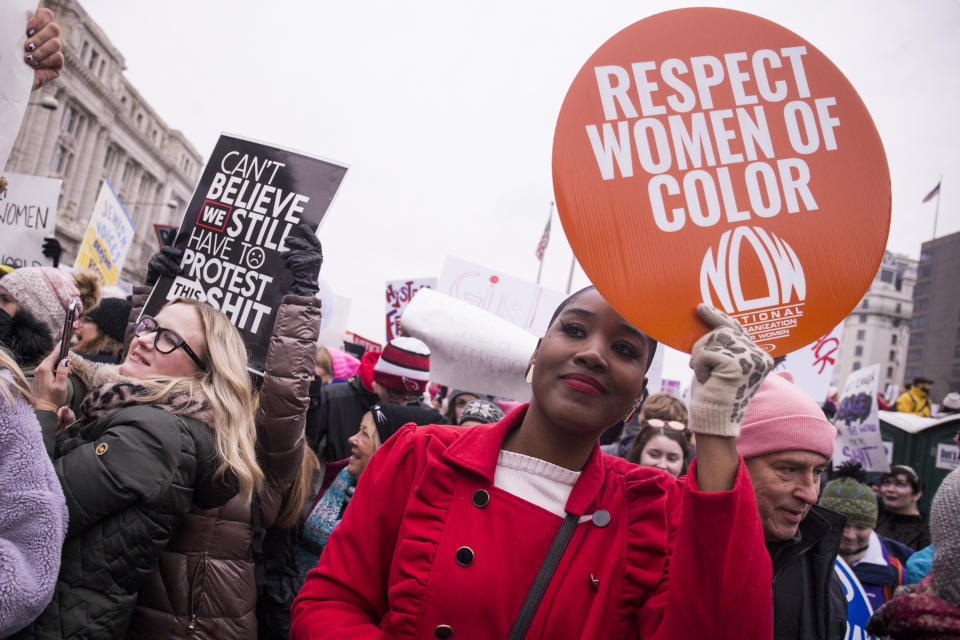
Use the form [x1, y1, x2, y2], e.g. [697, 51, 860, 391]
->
[142, 134, 348, 374]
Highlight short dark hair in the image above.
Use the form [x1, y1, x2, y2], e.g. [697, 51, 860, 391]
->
[880, 465, 923, 494]
[914, 376, 934, 386]
[546, 286, 658, 371]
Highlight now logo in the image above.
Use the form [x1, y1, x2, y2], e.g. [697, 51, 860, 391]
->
[699, 226, 805, 314]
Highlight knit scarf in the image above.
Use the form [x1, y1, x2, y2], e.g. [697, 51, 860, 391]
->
[77, 364, 213, 425]
[295, 467, 356, 583]
[867, 575, 960, 639]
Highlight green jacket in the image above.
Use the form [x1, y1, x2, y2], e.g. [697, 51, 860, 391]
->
[12, 405, 236, 640]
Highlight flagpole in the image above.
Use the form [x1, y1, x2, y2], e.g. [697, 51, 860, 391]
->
[536, 201, 554, 285]
[933, 173, 942, 239]
[566, 255, 577, 294]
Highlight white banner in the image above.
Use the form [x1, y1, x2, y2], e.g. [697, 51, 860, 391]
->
[645, 345, 665, 400]
[833, 364, 889, 472]
[0, 171, 59, 268]
[936, 443, 959, 471]
[73, 180, 135, 286]
[776, 324, 843, 404]
[0, 1, 36, 170]
[402, 288, 536, 401]
[438, 255, 566, 337]
[317, 294, 351, 349]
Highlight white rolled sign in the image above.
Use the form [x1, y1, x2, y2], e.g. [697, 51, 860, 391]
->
[401, 288, 538, 402]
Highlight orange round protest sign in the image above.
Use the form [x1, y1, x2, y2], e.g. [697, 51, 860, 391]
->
[552, 8, 890, 355]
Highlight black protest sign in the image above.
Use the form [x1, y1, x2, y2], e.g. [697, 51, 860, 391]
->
[141, 134, 348, 374]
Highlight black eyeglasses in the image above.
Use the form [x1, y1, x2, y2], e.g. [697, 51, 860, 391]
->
[134, 315, 206, 371]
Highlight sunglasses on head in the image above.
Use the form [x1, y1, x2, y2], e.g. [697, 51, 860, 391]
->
[646, 418, 686, 431]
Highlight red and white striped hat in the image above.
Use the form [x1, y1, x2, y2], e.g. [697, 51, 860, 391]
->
[373, 337, 431, 394]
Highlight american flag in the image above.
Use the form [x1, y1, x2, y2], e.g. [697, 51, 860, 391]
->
[535, 216, 551, 261]
[922, 181, 941, 203]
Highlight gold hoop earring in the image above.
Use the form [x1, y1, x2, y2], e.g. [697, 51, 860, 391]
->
[525, 363, 535, 384]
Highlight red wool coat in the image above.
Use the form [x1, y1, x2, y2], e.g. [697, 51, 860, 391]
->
[291, 407, 773, 639]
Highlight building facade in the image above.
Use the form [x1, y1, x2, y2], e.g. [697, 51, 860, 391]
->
[834, 251, 917, 399]
[3, 0, 202, 285]
[905, 230, 960, 403]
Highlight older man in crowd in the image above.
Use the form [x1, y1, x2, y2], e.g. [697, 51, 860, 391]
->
[737, 371, 846, 640]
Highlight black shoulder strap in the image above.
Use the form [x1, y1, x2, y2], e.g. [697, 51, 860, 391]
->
[507, 513, 579, 640]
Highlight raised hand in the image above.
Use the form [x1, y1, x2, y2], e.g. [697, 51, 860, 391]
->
[688, 304, 774, 438]
[282, 223, 323, 297]
[42, 237, 62, 268]
[25, 8, 64, 90]
[33, 350, 69, 413]
[145, 246, 184, 286]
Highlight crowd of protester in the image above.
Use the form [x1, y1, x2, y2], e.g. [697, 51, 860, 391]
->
[1, 8, 959, 640]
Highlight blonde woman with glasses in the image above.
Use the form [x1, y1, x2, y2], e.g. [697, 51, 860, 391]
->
[14, 299, 261, 640]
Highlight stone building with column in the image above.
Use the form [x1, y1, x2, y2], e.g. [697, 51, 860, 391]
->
[3, 0, 202, 285]
[833, 251, 917, 400]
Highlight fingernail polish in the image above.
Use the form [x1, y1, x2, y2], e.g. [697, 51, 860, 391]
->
[27, 42, 36, 51]
[32, 61, 39, 68]
[61, 358, 69, 369]
[25, 54, 34, 62]
[26, 28, 36, 37]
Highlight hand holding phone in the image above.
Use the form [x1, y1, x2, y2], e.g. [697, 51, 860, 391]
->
[59, 298, 82, 363]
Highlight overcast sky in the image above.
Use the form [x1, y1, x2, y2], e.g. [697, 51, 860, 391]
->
[79, 0, 960, 385]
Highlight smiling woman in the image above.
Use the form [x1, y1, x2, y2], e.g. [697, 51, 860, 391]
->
[292, 286, 776, 640]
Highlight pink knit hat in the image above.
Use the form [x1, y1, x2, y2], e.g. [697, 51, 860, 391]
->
[1, 267, 80, 336]
[736, 371, 837, 460]
[326, 345, 360, 381]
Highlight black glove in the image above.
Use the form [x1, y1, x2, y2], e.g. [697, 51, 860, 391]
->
[282, 223, 323, 297]
[42, 236, 62, 268]
[145, 245, 184, 286]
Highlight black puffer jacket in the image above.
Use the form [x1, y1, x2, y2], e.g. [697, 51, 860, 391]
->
[769, 505, 848, 640]
[13, 405, 235, 640]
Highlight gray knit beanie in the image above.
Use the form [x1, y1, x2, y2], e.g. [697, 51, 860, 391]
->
[931, 467, 960, 608]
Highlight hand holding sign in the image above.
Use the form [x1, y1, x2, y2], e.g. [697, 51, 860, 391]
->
[24, 8, 63, 90]
[146, 245, 184, 286]
[689, 304, 774, 438]
[41, 236, 61, 268]
[282, 222, 323, 297]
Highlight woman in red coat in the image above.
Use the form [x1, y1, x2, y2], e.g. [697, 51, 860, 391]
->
[292, 287, 775, 639]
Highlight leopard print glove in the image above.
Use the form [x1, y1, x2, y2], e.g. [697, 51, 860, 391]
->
[688, 304, 774, 438]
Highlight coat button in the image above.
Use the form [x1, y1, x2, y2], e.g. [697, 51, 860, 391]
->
[455, 546, 474, 567]
[434, 624, 454, 638]
[592, 510, 611, 528]
[472, 489, 490, 508]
